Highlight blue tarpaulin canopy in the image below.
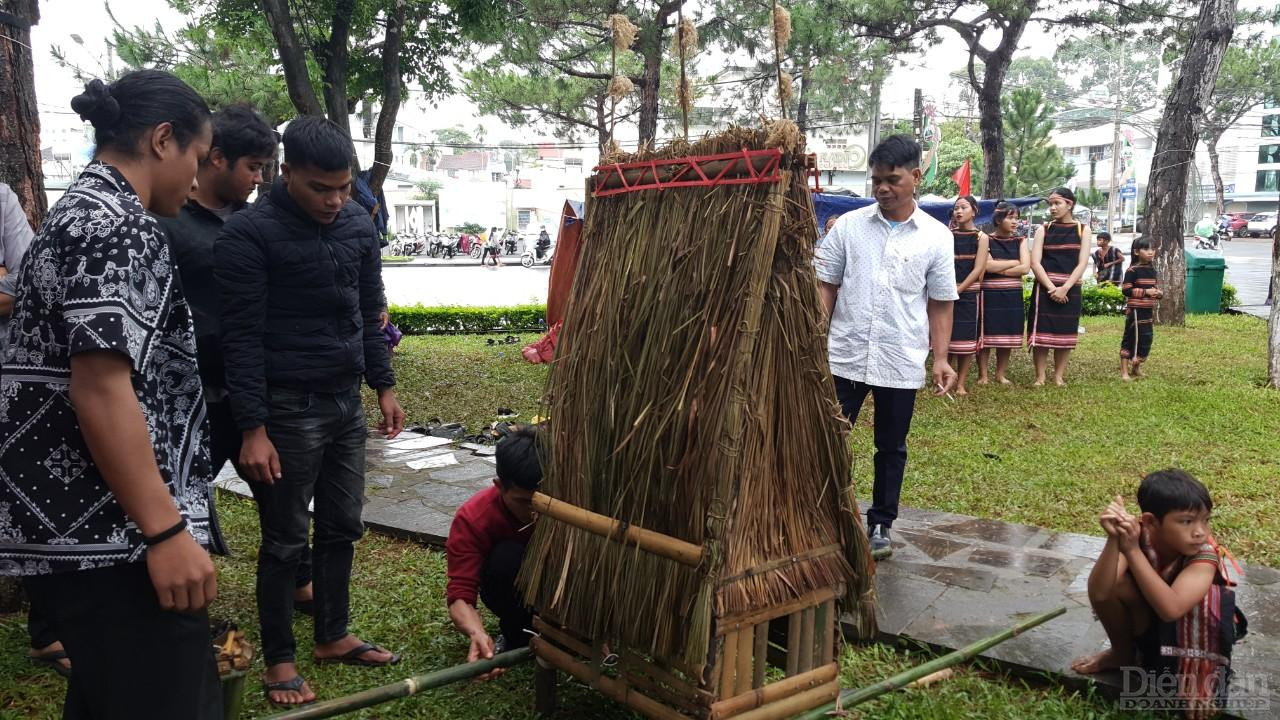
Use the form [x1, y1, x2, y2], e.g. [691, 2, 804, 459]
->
[813, 194, 1044, 230]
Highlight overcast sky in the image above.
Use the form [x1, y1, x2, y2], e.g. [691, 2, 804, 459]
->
[29, 0, 1275, 144]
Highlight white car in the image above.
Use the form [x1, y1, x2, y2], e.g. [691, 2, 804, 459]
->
[1246, 212, 1277, 238]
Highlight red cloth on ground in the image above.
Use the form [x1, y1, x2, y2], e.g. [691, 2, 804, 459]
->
[445, 485, 533, 607]
[521, 322, 561, 364]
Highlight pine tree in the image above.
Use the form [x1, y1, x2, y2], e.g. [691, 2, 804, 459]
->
[1002, 88, 1073, 197]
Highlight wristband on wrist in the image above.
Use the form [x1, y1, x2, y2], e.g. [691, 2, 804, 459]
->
[142, 517, 188, 546]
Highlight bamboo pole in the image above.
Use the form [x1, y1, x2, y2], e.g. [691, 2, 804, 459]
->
[735, 624, 754, 696]
[796, 606, 814, 674]
[751, 621, 768, 689]
[731, 680, 838, 720]
[871, 547, 891, 561]
[532, 492, 703, 567]
[794, 607, 1068, 720]
[264, 648, 533, 720]
[532, 638, 687, 720]
[818, 599, 835, 666]
[710, 663, 836, 720]
[784, 611, 800, 677]
[719, 630, 740, 697]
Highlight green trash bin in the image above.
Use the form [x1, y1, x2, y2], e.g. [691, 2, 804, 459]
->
[1184, 247, 1226, 314]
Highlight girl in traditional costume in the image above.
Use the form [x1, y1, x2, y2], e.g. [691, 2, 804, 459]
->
[1028, 187, 1092, 386]
[948, 196, 988, 394]
[976, 201, 1028, 385]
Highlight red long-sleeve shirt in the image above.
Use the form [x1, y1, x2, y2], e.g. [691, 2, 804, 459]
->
[445, 485, 533, 607]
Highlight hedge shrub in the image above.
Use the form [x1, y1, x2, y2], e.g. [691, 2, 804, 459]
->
[1021, 279, 1124, 316]
[1220, 282, 1238, 313]
[389, 304, 547, 335]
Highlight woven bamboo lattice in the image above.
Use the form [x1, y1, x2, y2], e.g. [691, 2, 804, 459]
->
[518, 126, 875, 676]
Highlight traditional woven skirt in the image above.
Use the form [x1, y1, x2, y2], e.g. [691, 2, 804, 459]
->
[981, 280, 1024, 349]
[949, 289, 980, 354]
[1027, 285, 1082, 349]
[1120, 309, 1154, 359]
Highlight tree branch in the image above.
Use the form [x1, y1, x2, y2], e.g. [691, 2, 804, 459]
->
[368, 0, 404, 195]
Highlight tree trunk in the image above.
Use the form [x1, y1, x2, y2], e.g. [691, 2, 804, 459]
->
[1145, 0, 1235, 326]
[795, 62, 812, 135]
[0, 0, 47, 230]
[367, 0, 405, 196]
[595, 94, 609, 155]
[260, 0, 325, 116]
[1206, 133, 1226, 216]
[974, 15, 1028, 198]
[321, 0, 355, 138]
[636, 2, 678, 146]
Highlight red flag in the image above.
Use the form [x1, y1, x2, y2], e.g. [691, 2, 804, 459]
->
[951, 159, 971, 196]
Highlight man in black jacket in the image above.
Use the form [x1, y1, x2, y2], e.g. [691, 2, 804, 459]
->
[217, 115, 405, 707]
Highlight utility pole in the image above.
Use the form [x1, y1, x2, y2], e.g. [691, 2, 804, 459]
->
[865, 76, 882, 197]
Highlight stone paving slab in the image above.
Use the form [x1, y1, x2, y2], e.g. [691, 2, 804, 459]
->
[216, 438, 1278, 717]
[850, 503, 1279, 720]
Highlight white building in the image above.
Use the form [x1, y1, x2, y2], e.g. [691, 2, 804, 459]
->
[1195, 101, 1280, 214]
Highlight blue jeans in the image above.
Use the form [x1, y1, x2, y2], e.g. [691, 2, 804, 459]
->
[255, 385, 366, 666]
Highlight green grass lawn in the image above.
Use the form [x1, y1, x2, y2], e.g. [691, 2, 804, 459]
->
[2, 315, 1272, 719]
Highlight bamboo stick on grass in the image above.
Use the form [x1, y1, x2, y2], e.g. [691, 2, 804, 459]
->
[794, 607, 1068, 720]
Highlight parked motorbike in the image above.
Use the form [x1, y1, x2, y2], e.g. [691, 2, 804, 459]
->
[504, 231, 519, 255]
[520, 244, 553, 268]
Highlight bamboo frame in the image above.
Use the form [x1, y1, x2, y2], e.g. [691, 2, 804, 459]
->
[532, 492, 703, 567]
[734, 625, 754, 696]
[797, 607, 815, 674]
[715, 586, 838, 637]
[729, 680, 839, 720]
[719, 630, 739, 696]
[818, 600, 835, 666]
[621, 661, 707, 716]
[751, 621, 768, 689]
[532, 617, 595, 660]
[784, 612, 800, 677]
[622, 649, 712, 706]
[709, 663, 837, 720]
[531, 638, 686, 720]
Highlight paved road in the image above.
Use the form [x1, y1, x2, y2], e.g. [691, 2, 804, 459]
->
[382, 262, 550, 307]
[381, 237, 1273, 309]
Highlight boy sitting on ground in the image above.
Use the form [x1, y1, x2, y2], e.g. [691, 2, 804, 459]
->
[1073, 469, 1244, 719]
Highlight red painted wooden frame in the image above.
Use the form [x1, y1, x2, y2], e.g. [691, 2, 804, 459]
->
[590, 148, 785, 198]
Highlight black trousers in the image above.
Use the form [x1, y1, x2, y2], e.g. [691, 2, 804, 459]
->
[207, 396, 312, 588]
[255, 386, 367, 666]
[23, 563, 222, 720]
[480, 540, 532, 648]
[23, 577, 56, 649]
[833, 376, 917, 529]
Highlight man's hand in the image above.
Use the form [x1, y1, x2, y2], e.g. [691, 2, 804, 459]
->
[931, 359, 957, 396]
[378, 388, 405, 439]
[146, 531, 217, 612]
[467, 630, 507, 680]
[240, 427, 281, 485]
[379, 309, 390, 330]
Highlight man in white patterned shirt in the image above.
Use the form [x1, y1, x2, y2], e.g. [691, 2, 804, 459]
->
[815, 135, 957, 552]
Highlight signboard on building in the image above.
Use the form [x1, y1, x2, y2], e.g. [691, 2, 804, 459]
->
[1120, 178, 1137, 198]
[815, 145, 867, 172]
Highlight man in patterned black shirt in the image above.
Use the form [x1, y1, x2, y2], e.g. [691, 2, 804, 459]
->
[0, 72, 222, 719]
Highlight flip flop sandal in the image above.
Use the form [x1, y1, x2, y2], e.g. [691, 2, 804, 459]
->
[31, 650, 72, 679]
[263, 675, 315, 708]
[316, 642, 401, 667]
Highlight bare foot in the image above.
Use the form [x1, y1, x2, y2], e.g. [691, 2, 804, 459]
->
[976, 377, 990, 386]
[1131, 364, 1142, 377]
[955, 387, 968, 396]
[1055, 379, 1067, 387]
[1071, 648, 1126, 674]
[997, 377, 1012, 385]
[1032, 380, 1045, 387]
[1121, 374, 1131, 382]
[264, 662, 315, 706]
[314, 634, 399, 666]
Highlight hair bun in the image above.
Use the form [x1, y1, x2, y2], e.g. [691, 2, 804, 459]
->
[71, 79, 122, 128]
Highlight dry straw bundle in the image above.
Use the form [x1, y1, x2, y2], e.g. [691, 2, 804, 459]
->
[609, 13, 639, 50]
[519, 127, 875, 674]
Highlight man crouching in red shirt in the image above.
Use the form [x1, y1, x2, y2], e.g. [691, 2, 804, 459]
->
[446, 426, 541, 672]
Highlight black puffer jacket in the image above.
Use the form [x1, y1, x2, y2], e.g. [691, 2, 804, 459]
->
[216, 180, 393, 431]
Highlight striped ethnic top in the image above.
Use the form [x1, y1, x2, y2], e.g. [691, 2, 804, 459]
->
[1040, 222, 1086, 286]
[953, 230, 981, 291]
[1122, 263, 1159, 310]
[983, 233, 1024, 289]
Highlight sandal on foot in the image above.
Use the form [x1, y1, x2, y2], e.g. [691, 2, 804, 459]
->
[263, 675, 315, 708]
[31, 650, 72, 679]
[316, 642, 401, 667]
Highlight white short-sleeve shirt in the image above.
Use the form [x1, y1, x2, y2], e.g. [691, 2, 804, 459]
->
[815, 202, 958, 389]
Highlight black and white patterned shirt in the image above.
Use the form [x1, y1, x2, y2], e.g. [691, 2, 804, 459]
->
[0, 162, 212, 576]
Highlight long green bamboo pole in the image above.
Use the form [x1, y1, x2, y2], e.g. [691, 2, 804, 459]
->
[263, 647, 534, 720]
[795, 606, 1067, 720]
